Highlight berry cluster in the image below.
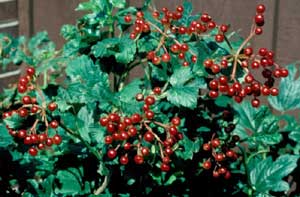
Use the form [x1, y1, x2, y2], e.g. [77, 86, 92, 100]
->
[2, 67, 62, 156]
[202, 133, 240, 179]
[206, 4, 288, 107]
[126, 5, 228, 67]
[99, 87, 183, 171]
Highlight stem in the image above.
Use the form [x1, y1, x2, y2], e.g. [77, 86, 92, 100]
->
[143, 122, 164, 144]
[246, 149, 269, 164]
[94, 175, 109, 195]
[231, 31, 255, 81]
[0, 69, 21, 79]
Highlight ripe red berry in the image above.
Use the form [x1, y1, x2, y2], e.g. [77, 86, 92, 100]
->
[136, 11, 144, 18]
[226, 150, 235, 158]
[161, 53, 171, 62]
[124, 15, 132, 23]
[224, 171, 231, 179]
[145, 110, 155, 120]
[141, 147, 150, 156]
[53, 134, 62, 145]
[28, 147, 38, 156]
[170, 44, 180, 53]
[162, 156, 170, 164]
[209, 80, 219, 90]
[180, 43, 189, 52]
[105, 136, 113, 144]
[251, 61, 260, 69]
[24, 136, 32, 145]
[280, 68, 289, 77]
[244, 47, 253, 56]
[160, 163, 170, 172]
[99, 117, 109, 126]
[26, 67, 35, 76]
[215, 34, 224, 42]
[191, 55, 197, 63]
[120, 155, 129, 165]
[46, 138, 53, 146]
[124, 142, 131, 150]
[209, 90, 219, 99]
[30, 134, 39, 144]
[144, 131, 154, 142]
[120, 131, 129, 140]
[176, 5, 184, 12]
[259, 48, 267, 56]
[107, 149, 117, 159]
[207, 21, 216, 29]
[204, 59, 213, 68]
[128, 127, 137, 137]
[256, 4, 266, 13]
[261, 87, 270, 96]
[255, 27, 263, 35]
[37, 143, 45, 150]
[211, 64, 221, 73]
[245, 74, 254, 83]
[106, 123, 116, 133]
[19, 77, 29, 86]
[201, 13, 211, 23]
[211, 138, 221, 148]
[213, 171, 220, 178]
[153, 87, 161, 95]
[50, 120, 59, 129]
[130, 33, 136, 40]
[215, 153, 225, 162]
[203, 161, 212, 170]
[171, 117, 181, 126]
[109, 113, 120, 123]
[219, 24, 228, 33]
[48, 102, 57, 111]
[270, 88, 279, 96]
[255, 14, 264, 26]
[38, 133, 47, 142]
[165, 147, 173, 155]
[131, 113, 142, 123]
[18, 108, 28, 117]
[145, 96, 155, 105]
[134, 155, 144, 164]
[203, 143, 211, 151]
[152, 11, 160, 18]
[22, 96, 31, 104]
[169, 126, 178, 136]
[218, 167, 227, 174]
[221, 60, 228, 68]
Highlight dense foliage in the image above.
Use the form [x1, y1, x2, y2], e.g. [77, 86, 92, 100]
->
[0, 0, 300, 196]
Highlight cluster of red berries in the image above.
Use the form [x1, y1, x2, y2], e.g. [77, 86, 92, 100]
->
[125, 5, 230, 67]
[2, 67, 62, 156]
[206, 4, 288, 108]
[99, 87, 183, 171]
[202, 135, 240, 179]
[17, 67, 36, 93]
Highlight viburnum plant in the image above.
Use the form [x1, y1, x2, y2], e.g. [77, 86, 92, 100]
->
[0, 0, 300, 196]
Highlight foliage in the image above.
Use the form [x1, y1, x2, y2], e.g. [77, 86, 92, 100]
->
[0, 0, 299, 196]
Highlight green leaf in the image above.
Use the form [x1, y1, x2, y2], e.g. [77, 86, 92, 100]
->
[177, 137, 201, 160]
[250, 155, 299, 193]
[268, 63, 300, 111]
[0, 124, 13, 147]
[170, 67, 193, 86]
[54, 168, 83, 195]
[233, 101, 282, 146]
[109, 0, 126, 8]
[77, 106, 94, 143]
[167, 86, 198, 109]
[76, 0, 107, 12]
[3, 113, 24, 129]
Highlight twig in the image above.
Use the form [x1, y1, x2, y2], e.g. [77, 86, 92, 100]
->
[0, 69, 21, 79]
[94, 175, 109, 195]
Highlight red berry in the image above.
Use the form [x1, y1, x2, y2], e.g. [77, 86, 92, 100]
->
[37, 143, 45, 150]
[218, 167, 227, 174]
[99, 117, 109, 126]
[107, 149, 117, 159]
[19, 77, 29, 86]
[28, 147, 38, 156]
[48, 102, 57, 111]
[153, 87, 161, 95]
[26, 67, 35, 76]
[220, 60, 228, 68]
[270, 88, 279, 96]
[170, 44, 180, 53]
[256, 4, 266, 13]
[215, 153, 225, 162]
[105, 136, 113, 144]
[120, 155, 129, 165]
[53, 134, 62, 145]
[215, 34, 224, 42]
[160, 163, 170, 172]
[218, 76, 228, 85]
[18, 108, 28, 117]
[134, 155, 144, 164]
[171, 117, 181, 126]
[169, 126, 178, 136]
[176, 5, 184, 12]
[178, 27, 186, 34]
[224, 171, 231, 179]
[165, 147, 173, 155]
[233, 82, 242, 92]
[207, 21, 216, 29]
[259, 48, 267, 56]
[280, 68, 289, 77]
[30, 134, 39, 144]
[124, 15, 132, 23]
[273, 69, 281, 78]
[245, 74, 254, 83]
[255, 14, 264, 26]
[162, 156, 170, 164]
[50, 120, 59, 129]
[120, 131, 129, 140]
[152, 11, 160, 18]
[219, 24, 228, 33]
[209, 90, 218, 99]
[244, 47, 253, 56]
[211, 64, 220, 73]
[109, 113, 120, 123]
[145, 110, 155, 120]
[46, 138, 53, 146]
[145, 96, 155, 105]
[203, 143, 211, 151]
[38, 133, 47, 142]
[22, 96, 32, 104]
[131, 113, 142, 123]
[251, 61, 260, 69]
[211, 138, 221, 148]
[261, 87, 270, 96]
[191, 55, 197, 63]
[128, 127, 137, 137]
[141, 147, 150, 156]
[130, 33, 136, 40]
[136, 11, 144, 18]
[124, 142, 131, 150]
[204, 59, 213, 68]
[255, 27, 263, 35]
[24, 136, 32, 145]
[161, 53, 171, 62]
[144, 131, 154, 142]
[213, 171, 220, 178]
[201, 13, 211, 23]
[203, 161, 212, 170]
[209, 80, 219, 90]
[106, 123, 116, 133]
[226, 150, 235, 158]
[181, 43, 189, 52]
[182, 61, 189, 67]
[123, 117, 132, 126]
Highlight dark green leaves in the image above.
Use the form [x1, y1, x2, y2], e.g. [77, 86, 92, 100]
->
[233, 101, 282, 147]
[0, 124, 13, 147]
[167, 67, 206, 109]
[250, 155, 299, 193]
[92, 37, 136, 64]
[268, 63, 300, 111]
